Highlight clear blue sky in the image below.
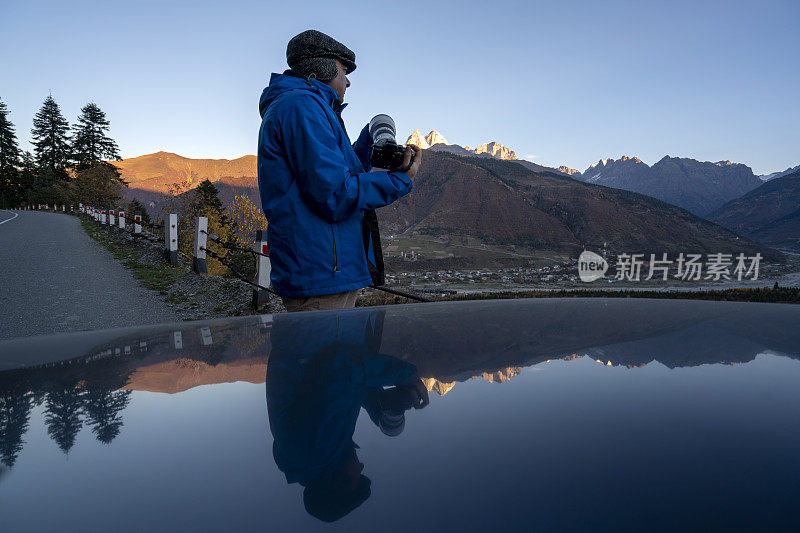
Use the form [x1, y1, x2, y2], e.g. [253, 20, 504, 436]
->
[2, 0, 797, 174]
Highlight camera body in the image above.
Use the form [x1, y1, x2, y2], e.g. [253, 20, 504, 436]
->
[368, 114, 415, 171]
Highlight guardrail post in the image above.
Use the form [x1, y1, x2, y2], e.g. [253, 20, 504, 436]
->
[119, 210, 126, 230]
[173, 331, 183, 349]
[252, 229, 272, 307]
[165, 213, 178, 265]
[193, 216, 208, 274]
[199, 326, 212, 346]
[134, 212, 142, 234]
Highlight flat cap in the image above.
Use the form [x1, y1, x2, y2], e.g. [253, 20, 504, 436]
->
[286, 29, 356, 82]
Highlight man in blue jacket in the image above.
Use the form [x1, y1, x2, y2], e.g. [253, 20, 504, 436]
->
[258, 30, 422, 312]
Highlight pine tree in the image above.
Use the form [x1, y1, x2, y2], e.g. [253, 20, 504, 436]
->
[31, 95, 71, 183]
[68, 102, 125, 207]
[126, 198, 151, 224]
[71, 102, 120, 168]
[17, 151, 37, 204]
[194, 179, 223, 214]
[44, 386, 84, 455]
[84, 388, 131, 445]
[0, 392, 33, 468]
[69, 162, 126, 207]
[0, 98, 21, 208]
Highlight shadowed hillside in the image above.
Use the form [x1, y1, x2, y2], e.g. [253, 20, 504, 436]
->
[709, 170, 800, 247]
[378, 151, 780, 259]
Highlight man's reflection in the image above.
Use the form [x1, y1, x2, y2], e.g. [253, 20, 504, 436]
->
[266, 309, 428, 522]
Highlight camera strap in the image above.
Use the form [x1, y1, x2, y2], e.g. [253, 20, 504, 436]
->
[362, 209, 385, 286]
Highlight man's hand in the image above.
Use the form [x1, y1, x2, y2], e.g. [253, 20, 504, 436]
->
[408, 378, 430, 409]
[402, 144, 422, 180]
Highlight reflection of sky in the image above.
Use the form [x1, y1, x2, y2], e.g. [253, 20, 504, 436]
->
[3, 352, 800, 531]
[2, 0, 799, 174]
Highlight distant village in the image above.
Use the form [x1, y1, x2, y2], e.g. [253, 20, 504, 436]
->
[384, 259, 583, 293]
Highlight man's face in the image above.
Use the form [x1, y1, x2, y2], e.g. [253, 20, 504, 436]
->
[325, 59, 351, 101]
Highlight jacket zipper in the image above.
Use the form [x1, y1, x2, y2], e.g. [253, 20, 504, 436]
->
[331, 224, 338, 272]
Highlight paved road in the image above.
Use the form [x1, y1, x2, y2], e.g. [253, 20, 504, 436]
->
[0, 210, 178, 340]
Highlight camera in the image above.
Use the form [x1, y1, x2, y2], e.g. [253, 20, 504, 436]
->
[368, 114, 415, 171]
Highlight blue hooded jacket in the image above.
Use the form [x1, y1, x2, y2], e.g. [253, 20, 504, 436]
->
[258, 73, 413, 297]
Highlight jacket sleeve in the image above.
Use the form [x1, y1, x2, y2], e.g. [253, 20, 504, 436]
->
[277, 96, 412, 222]
[352, 123, 373, 170]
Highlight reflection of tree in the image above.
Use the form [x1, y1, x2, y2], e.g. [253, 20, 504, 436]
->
[84, 388, 131, 444]
[0, 392, 33, 467]
[44, 387, 85, 454]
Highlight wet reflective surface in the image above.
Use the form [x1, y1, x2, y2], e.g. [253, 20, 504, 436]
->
[1, 298, 800, 532]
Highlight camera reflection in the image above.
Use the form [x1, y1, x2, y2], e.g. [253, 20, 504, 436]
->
[266, 309, 429, 522]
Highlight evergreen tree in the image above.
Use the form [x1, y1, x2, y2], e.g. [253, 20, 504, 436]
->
[0, 98, 21, 208]
[194, 179, 223, 214]
[17, 151, 37, 204]
[126, 198, 151, 224]
[71, 102, 120, 168]
[69, 162, 125, 207]
[0, 392, 33, 468]
[44, 386, 84, 454]
[68, 102, 125, 207]
[84, 388, 131, 445]
[31, 95, 71, 184]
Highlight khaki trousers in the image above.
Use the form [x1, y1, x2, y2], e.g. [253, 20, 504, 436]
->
[281, 290, 359, 313]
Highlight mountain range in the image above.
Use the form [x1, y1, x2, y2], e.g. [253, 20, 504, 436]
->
[377, 150, 778, 259]
[709, 169, 800, 246]
[401, 131, 798, 218]
[406, 130, 518, 161]
[572, 156, 764, 216]
[112, 143, 793, 260]
[759, 164, 800, 182]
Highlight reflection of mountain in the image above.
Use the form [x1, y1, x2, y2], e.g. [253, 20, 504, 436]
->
[422, 366, 522, 396]
[123, 357, 267, 394]
[2, 299, 800, 459]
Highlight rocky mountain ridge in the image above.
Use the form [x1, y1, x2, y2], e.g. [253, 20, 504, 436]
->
[575, 155, 763, 216]
[759, 164, 800, 182]
[378, 150, 779, 260]
[405, 130, 518, 161]
[709, 169, 800, 246]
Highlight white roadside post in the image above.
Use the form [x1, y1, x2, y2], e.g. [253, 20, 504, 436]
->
[173, 331, 183, 349]
[165, 213, 178, 265]
[109, 209, 116, 229]
[199, 326, 212, 346]
[193, 216, 208, 274]
[134, 212, 142, 234]
[252, 229, 272, 307]
[62, 204, 65, 212]
[118, 211, 125, 230]
[101, 210, 106, 225]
